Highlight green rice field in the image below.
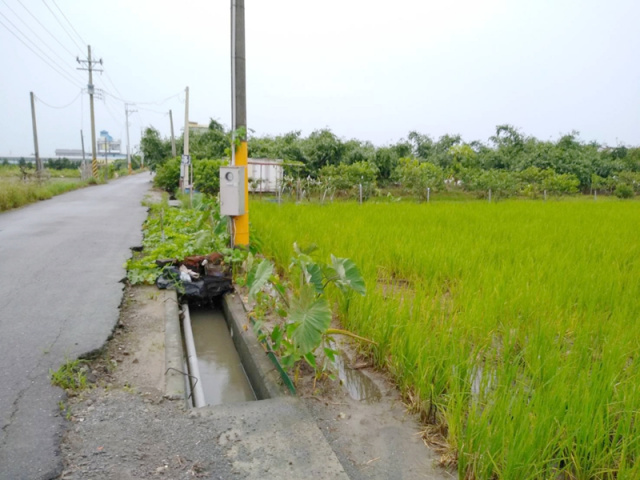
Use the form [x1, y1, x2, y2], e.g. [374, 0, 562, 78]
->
[251, 198, 640, 479]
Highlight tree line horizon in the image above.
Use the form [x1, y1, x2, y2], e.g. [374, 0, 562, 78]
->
[141, 120, 640, 198]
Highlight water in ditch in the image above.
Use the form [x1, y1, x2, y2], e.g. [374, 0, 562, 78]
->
[189, 306, 256, 406]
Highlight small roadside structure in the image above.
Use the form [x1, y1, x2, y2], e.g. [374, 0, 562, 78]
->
[248, 158, 283, 193]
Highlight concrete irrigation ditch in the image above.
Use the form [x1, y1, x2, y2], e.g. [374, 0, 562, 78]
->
[58, 285, 449, 480]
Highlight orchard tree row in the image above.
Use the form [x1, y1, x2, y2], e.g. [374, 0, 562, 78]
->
[142, 121, 640, 198]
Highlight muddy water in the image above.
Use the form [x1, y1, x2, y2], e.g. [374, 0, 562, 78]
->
[190, 307, 256, 406]
[332, 347, 382, 403]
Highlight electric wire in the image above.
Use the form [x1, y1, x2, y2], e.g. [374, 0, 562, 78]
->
[1, 0, 83, 80]
[35, 91, 81, 109]
[137, 92, 183, 106]
[41, 0, 83, 52]
[104, 90, 177, 106]
[137, 105, 169, 115]
[101, 96, 125, 129]
[0, 15, 84, 89]
[91, 47, 126, 101]
[15, 0, 78, 57]
[135, 111, 146, 130]
[103, 71, 125, 101]
[51, 0, 85, 46]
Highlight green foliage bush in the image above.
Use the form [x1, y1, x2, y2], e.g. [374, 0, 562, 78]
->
[153, 157, 180, 193]
[154, 157, 227, 195]
[194, 159, 227, 195]
[614, 183, 634, 199]
[45, 158, 80, 170]
[394, 157, 445, 200]
[318, 161, 378, 198]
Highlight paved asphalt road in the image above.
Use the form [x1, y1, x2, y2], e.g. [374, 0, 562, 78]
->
[0, 174, 151, 479]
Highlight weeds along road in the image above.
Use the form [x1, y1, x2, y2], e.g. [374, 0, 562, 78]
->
[0, 174, 151, 480]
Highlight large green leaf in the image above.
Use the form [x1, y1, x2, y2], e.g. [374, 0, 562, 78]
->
[328, 255, 366, 296]
[289, 285, 332, 354]
[247, 259, 274, 301]
[290, 243, 324, 293]
[305, 262, 324, 294]
[293, 242, 318, 256]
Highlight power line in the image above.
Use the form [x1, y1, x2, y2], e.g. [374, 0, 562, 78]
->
[101, 96, 125, 128]
[1, 0, 83, 80]
[16, 0, 78, 57]
[51, 0, 86, 47]
[103, 71, 125, 100]
[100, 87, 183, 109]
[0, 15, 84, 89]
[137, 105, 170, 115]
[138, 92, 183, 106]
[41, 0, 84, 52]
[35, 91, 81, 109]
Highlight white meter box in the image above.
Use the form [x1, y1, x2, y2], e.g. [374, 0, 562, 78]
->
[219, 166, 246, 216]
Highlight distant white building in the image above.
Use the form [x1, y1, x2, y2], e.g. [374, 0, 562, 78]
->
[97, 130, 121, 154]
[248, 159, 283, 193]
[188, 122, 209, 134]
[55, 129, 123, 159]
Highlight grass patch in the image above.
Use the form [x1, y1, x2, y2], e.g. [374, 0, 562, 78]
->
[0, 177, 91, 212]
[50, 359, 89, 391]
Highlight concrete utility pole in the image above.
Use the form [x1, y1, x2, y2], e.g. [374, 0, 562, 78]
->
[80, 129, 86, 178]
[29, 91, 42, 173]
[169, 109, 177, 158]
[182, 87, 190, 194]
[140, 127, 145, 168]
[103, 136, 108, 182]
[77, 45, 102, 179]
[231, 0, 249, 246]
[125, 103, 136, 174]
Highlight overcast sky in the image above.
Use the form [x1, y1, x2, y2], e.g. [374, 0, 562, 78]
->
[1, 0, 639, 158]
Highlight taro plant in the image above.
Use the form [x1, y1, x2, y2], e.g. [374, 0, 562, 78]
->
[246, 243, 372, 380]
[126, 193, 236, 285]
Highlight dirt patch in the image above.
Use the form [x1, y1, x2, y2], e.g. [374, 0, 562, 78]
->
[58, 286, 236, 479]
[58, 285, 452, 479]
[107, 287, 166, 398]
[295, 339, 453, 480]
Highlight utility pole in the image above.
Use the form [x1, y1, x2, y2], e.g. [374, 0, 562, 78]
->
[231, 0, 249, 246]
[29, 91, 43, 173]
[80, 129, 86, 178]
[140, 127, 145, 168]
[103, 135, 108, 182]
[125, 103, 136, 174]
[77, 45, 102, 179]
[182, 86, 190, 194]
[169, 109, 177, 158]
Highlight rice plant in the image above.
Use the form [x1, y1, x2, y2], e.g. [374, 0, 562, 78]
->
[251, 198, 640, 479]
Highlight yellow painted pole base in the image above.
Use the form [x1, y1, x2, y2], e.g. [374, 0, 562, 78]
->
[233, 141, 250, 246]
[91, 159, 98, 179]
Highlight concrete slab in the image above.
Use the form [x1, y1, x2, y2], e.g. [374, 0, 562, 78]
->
[192, 397, 351, 479]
